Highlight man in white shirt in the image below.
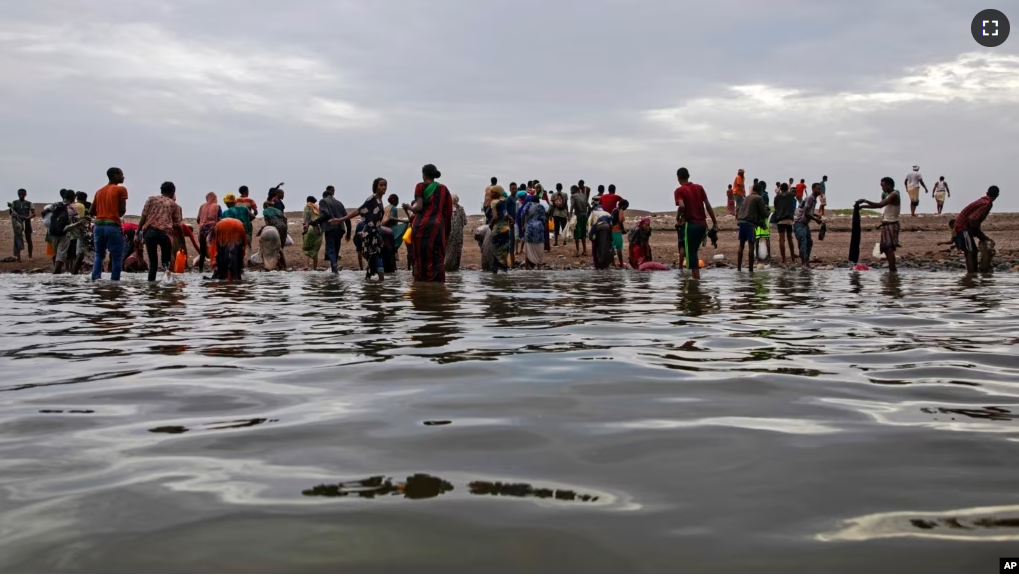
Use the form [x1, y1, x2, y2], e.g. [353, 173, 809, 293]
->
[903, 165, 927, 217]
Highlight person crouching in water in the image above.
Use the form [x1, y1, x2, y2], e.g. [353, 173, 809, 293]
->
[213, 194, 249, 282]
[628, 216, 653, 269]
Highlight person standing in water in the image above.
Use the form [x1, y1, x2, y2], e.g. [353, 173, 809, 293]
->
[318, 185, 352, 273]
[954, 186, 999, 274]
[91, 167, 129, 281]
[904, 165, 927, 217]
[675, 167, 718, 281]
[611, 198, 628, 267]
[302, 196, 323, 270]
[445, 194, 467, 272]
[404, 164, 453, 283]
[773, 183, 797, 264]
[137, 181, 184, 281]
[932, 176, 950, 215]
[197, 192, 221, 273]
[793, 183, 824, 267]
[736, 182, 768, 273]
[857, 177, 902, 273]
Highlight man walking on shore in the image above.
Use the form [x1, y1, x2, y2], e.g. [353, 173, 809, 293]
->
[954, 186, 999, 274]
[904, 165, 927, 217]
[9, 188, 35, 261]
[857, 177, 902, 273]
[675, 167, 718, 281]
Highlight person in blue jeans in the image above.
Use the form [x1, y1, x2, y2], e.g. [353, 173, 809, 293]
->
[313, 186, 352, 273]
[90, 167, 129, 281]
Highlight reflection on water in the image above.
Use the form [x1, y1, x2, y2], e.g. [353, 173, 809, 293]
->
[2, 270, 1019, 571]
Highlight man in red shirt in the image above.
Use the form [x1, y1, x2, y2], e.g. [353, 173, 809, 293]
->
[795, 179, 807, 201]
[674, 167, 718, 280]
[600, 184, 622, 213]
[954, 186, 999, 273]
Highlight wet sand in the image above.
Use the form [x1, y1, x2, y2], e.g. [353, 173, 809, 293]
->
[2, 211, 1017, 274]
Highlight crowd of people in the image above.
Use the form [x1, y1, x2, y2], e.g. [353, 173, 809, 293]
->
[4, 163, 1001, 283]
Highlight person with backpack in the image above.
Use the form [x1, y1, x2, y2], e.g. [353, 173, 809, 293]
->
[550, 183, 569, 247]
[43, 189, 78, 274]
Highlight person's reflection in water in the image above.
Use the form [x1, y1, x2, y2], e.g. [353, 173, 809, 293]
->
[881, 272, 903, 299]
[302, 474, 601, 503]
[408, 282, 458, 351]
[677, 277, 717, 317]
[849, 271, 863, 296]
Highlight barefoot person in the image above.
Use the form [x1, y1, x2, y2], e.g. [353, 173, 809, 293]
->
[954, 186, 999, 274]
[736, 182, 768, 273]
[302, 196, 322, 270]
[570, 184, 589, 257]
[857, 177, 902, 273]
[932, 176, 950, 215]
[904, 165, 927, 217]
[793, 183, 823, 267]
[773, 183, 797, 264]
[674, 167, 717, 281]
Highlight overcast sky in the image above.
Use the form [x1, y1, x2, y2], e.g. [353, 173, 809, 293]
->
[1, 0, 1016, 213]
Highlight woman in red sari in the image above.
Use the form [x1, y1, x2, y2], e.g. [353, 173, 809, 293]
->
[403, 164, 453, 283]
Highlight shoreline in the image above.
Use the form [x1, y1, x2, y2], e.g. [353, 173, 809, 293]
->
[3, 211, 1017, 275]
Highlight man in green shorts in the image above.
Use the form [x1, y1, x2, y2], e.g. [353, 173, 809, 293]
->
[674, 167, 718, 280]
[570, 184, 589, 257]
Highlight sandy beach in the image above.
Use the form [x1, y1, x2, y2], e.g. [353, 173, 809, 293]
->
[2, 210, 1017, 274]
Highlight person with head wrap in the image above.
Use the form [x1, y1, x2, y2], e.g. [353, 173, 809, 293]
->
[302, 195, 322, 270]
[445, 194, 467, 272]
[402, 164, 453, 282]
[628, 216, 653, 269]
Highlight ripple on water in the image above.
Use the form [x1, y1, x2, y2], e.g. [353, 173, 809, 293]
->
[1, 270, 1019, 571]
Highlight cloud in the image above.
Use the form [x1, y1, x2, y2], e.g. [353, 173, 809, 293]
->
[645, 52, 1019, 141]
[0, 22, 381, 131]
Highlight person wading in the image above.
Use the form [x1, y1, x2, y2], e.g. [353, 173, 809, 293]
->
[90, 167, 129, 281]
[954, 186, 999, 274]
[857, 177, 902, 273]
[404, 164, 453, 283]
[674, 167, 718, 281]
[137, 181, 184, 281]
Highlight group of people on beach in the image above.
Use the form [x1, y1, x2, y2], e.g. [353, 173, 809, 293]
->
[476, 178, 661, 273]
[716, 165, 997, 275]
[6, 162, 1000, 282]
[5, 164, 468, 284]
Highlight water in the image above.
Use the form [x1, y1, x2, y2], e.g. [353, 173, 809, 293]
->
[1, 270, 1018, 572]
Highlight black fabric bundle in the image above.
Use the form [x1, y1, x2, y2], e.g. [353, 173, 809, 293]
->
[848, 203, 862, 263]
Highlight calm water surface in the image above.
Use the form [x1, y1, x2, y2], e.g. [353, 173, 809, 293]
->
[1, 270, 1018, 572]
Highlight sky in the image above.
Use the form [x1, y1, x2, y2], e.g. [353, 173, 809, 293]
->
[1, 0, 1017, 213]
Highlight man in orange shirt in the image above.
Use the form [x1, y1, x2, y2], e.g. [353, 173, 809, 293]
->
[795, 179, 807, 201]
[732, 169, 746, 210]
[90, 167, 129, 281]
